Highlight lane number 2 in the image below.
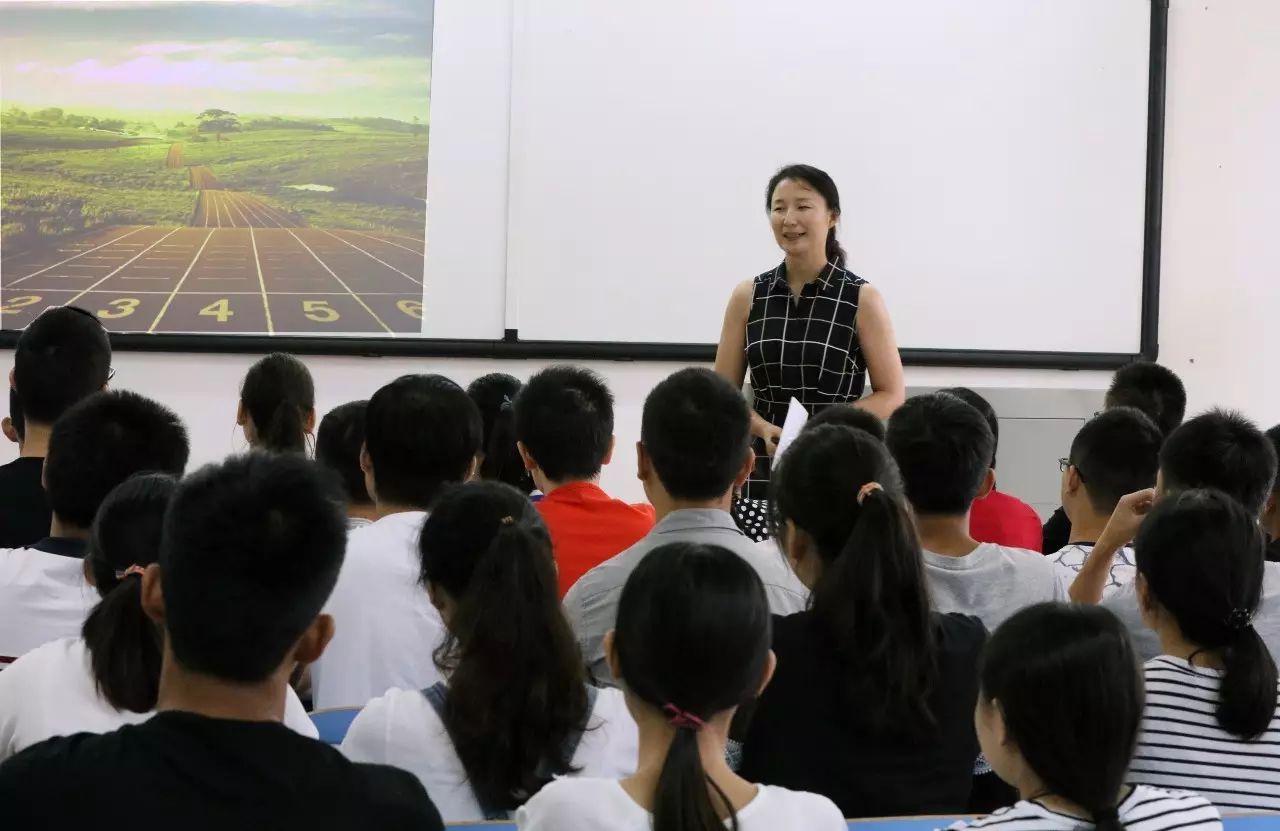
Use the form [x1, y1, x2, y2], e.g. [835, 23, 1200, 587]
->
[397, 299, 424, 320]
[0, 295, 42, 313]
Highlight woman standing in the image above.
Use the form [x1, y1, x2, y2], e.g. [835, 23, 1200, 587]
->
[715, 164, 905, 500]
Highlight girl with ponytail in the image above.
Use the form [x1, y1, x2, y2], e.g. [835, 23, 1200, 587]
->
[518, 542, 844, 831]
[237, 352, 316, 454]
[342, 481, 638, 822]
[467, 373, 535, 495]
[948, 603, 1221, 831]
[1128, 489, 1280, 809]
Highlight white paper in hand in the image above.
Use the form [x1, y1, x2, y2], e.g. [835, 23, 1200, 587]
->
[774, 398, 809, 461]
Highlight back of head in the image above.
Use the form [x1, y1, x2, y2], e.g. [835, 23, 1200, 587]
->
[365, 374, 482, 509]
[239, 353, 315, 454]
[1159, 409, 1277, 516]
[514, 365, 614, 483]
[467, 373, 533, 494]
[46, 390, 190, 529]
[82, 473, 178, 713]
[418, 481, 585, 810]
[1069, 408, 1163, 515]
[939, 387, 998, 468]
[315, 400, 371, 506]
[614, 543, 771, 831]
[772, 424, 934, 733]
[640, 368, 750, 501]
[887, 392, 994, 516]
[1135, 490, 1278, 738]
[802, 404, 886, 442]
[14, 306, 112, 426]
[1105, 361, 1186, 438]
[980, 604, 1141, 831]
[160, 452, 347, 682]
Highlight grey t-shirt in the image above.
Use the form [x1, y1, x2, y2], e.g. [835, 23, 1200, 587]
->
[922, 542, 1072, 632]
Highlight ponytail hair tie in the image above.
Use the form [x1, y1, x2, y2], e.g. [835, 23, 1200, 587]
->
[662, 704, 706, 732]
[857, 482, 883, 505]
[114, 564, 147, 580]
[499, 515, 516, 526]
[1226, 607, 1254, 631]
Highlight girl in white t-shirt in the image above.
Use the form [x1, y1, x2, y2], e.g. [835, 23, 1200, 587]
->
[946, 603, 1220, 831]
[341, 481, 638, 822]
[517, 542, 845, 831]
[0, 474, 318, 760]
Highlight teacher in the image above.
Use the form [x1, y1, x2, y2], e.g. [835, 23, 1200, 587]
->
[715, 164, 905, 500]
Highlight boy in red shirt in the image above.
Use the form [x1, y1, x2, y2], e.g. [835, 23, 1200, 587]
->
[515, 366, 655, 596]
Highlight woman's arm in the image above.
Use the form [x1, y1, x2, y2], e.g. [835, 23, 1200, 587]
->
[714, 280, 780, 445]
[853, 284, 906, 419]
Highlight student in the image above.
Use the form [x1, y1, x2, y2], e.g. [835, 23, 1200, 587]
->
[940, 388, 1042, 552]
[886, 393, 1069, 631]
[316, 401, 377, 528]
[1046, 408, 1162, 594]
[469, 373, 534, 495]
[2, 389, 23, 448]
[518, 543, 845, 831]
[312, 374, 483, 709]
[1129, 491, 1280, 810]
[945, 603, 1220, 831]
[740, 425, 986, 817]
[342, 482, 638, 821]
[803, 403, 887, 441]
[564, 369, 808, 685]
[1264, 425, 1280, 563]
[0, 391, 188, 671]
[0, 453, 444, 830]
[1042, 362, 1186, 552]
[1, 306, 111, 549]
[0, 474, 316, 760]
[514, 366, 654, 597]
[237, 352, 316, 454]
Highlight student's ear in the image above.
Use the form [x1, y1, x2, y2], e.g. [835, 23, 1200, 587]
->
[635, 441, 652, 482]
[976, 468, 995, 500]
[517, 441, 539, 473]
[8, 367, 15, 389]
[733, 447, 754, 491]
[141, 563, 166, 625]
[2, 417, 16, 445]
[784, 521, 821, 590]
[236, 399, 247, 427]
[466, 454, 480, 482]
[1136, 572, 1159, 627]
[293, 614, 336, 666]
[604, 629, 622, 683]
[426, 581, 456, 627]
[304, 408, 317, 436]
[1064, 466, 1084, 499]
[756, 649, 778, 697]
[1265, 492, 1279, 527]
[602, 436, 616, 467]
[82, 558, 97, 588]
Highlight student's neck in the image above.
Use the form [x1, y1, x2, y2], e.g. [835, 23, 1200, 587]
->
[18, 422, 50, 458]
[913, 513, 979, 556]
[47, 515, 89, 541]
[374, 501, 428, 519]
[1066, 506, 1110, 545]
[1157, 625, 1226, 670]
[347, 502, 379, 523]
[540, 474, 599, 496]
[623, 710, 755, 817]
[784, 251, 829, 290]
[648, 489, 732, 523]
[154, 647, 290, 723]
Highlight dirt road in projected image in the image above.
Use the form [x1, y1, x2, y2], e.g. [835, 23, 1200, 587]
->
[165, 143, 184, 169]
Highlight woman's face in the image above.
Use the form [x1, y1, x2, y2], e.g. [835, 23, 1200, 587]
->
[769, 178, 837, 260]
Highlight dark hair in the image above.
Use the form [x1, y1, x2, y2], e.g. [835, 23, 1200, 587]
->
[419, 481, 587, 811]
[240, 353, 314, 454]
[315, 401, 371, 506]
[802, 404, 885, 442]
[13, 306, 111, 425]
[9, 388, 25, 442]
[980, 603, 1141, 831]
[1135, 490, 1278, 738]
[641, 369, 751, 501]
[365, 374, 482, 509]
[1067, 408, 1163, 515]
[887, 393, 994, 515]
[766, 164, 846, 267]
[514, 366, 614, 483]
[772, 425, 936, 735]
[45, 391, 189, 529]
[1159, 409, 1278, 516]
[81, 474, 177, 713]
[614, 543, 771, 831]
[1266, 425, 1280, 495]
[160, 452, 347, 682]
[467, 373, 533, 495]
[939, 388, 998, 468]
[1105, 362, 1186, 438]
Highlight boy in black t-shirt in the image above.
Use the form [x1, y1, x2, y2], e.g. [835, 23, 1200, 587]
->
[0, 452, 444, 831]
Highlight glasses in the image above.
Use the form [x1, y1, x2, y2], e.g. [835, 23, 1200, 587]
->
[107, 367, 116, 383]
[1059, 457, 1086, 481]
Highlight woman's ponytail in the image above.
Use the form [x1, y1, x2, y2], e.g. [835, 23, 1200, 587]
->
[653, 720, 736, 831]
[240, 353, 314, 454]
[1218, 621, 1279, 739]
[825, 228, 846, 269]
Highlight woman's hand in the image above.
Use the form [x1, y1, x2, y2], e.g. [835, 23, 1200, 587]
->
[754, 417, 783, 457]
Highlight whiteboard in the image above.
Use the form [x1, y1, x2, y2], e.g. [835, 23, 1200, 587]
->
[506, 0, 1152, 353]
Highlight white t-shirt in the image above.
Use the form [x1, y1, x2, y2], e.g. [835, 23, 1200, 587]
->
[312, 511, 445, 709]
[922, 542, 1072, 632]
[342, 684, 639, 822]
[0, 541, 96, 670]
[516, 777, 846, 831]
[1046, 543, 1136, 598]
[0, 637, 318, 761]
[746, 540, 809, 615]
[944, 785, 1220, 830]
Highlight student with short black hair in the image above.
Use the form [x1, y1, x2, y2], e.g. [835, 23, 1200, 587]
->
[0, 452, 444, 830]
[312, 374, 483, 709]
[945, 603, 1220, 831]
[740, 424, 986, 817]
[802, 403, 886, 441]
[1264, 425, 1280, 563]
[886, 394, 1068, 631]
[564, 369, 808, 685]
[468, 373, 534, 495]
[342, 482, 638, 821]
[1, 306, 111, 549]
[519, 543, 845, 831]
[1048, 408, 1162, 594]
[316, 400, 376, 528]
[0, 391, 189, 671]
[1128, 490, 1280, 810]
[237, 352, 316, 454]
[514, 366, 654, 597]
